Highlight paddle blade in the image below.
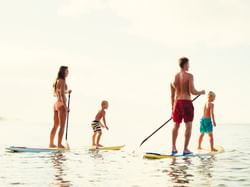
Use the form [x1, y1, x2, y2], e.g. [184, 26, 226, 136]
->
[140, 138, 148, 147]
[65, 140, 70, 150]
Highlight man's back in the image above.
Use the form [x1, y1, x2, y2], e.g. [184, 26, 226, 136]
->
[173, 71, 192, 100]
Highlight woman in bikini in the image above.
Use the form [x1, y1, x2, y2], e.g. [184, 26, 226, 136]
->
[49, 66, 71, 148]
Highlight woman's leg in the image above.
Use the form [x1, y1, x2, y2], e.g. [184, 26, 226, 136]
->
[49, 110, 59, 147]
[57, 108, 67, 148]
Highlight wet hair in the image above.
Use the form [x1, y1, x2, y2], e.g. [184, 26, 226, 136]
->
[53, 66, 68, 96]
[179, 57, 189, 68]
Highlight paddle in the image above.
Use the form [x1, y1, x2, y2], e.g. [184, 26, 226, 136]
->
[65, 90, 71, 150]
[139, 95, 201, 147]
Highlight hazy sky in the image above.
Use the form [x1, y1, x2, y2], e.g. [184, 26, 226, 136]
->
[1, 0, 250, 146]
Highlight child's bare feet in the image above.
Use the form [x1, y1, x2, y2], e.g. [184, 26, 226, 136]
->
[57, 144, 65, 149]
[49, 144, 57, 148]
[211, 148, 218, 152]
[197, 147, 202, 150]
[97, 144, 103, 147]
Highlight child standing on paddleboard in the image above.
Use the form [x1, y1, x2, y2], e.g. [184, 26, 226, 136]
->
[91, 100, 109, 147]
[198, 91, 217, 151]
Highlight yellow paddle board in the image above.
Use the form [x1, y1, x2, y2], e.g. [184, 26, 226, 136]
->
[89, 145, 125, 151]
[144, 145, 224, 159]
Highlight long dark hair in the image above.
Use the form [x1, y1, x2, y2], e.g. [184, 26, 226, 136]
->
[53, 66, 68, 96]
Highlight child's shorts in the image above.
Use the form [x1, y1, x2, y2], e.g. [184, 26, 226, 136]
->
[200, 118, 213, 133]
[91, 121, 101, 132]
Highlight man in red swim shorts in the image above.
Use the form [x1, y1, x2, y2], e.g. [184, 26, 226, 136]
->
[170, 57, 205, 155]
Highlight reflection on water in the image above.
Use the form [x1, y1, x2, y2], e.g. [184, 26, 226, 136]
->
[166, 158, 193, 186]
[88, 149, 103, 159]
[1, 123, 250, 186]
[197, 156, 215, 178]
[164, 156, 216, 187]
[50, 153, 72, 187]
[196, 155, 216, 187]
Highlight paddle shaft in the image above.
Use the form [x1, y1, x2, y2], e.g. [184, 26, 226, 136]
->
[65, 92, 71, 141]
[139, 95, 201, 147]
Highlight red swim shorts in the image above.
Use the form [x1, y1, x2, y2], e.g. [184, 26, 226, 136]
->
[172, 100, 194, 124]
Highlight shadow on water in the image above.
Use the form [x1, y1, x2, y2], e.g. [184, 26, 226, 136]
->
[50, 152, 72, 187]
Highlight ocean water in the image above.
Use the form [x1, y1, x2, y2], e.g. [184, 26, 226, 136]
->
[1, 120, 250, 187]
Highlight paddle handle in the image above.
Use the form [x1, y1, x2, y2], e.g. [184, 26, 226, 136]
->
[65, 92, 71, 141]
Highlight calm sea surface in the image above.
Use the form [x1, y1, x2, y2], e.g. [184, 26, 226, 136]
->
[1, 121, 250, 187]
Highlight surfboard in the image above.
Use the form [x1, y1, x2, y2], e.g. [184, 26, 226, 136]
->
[89, 145, 125, 151]
[6, 146, 66, 153]
[143, 145, 224, 159]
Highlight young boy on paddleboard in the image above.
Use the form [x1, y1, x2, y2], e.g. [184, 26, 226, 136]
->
[91, 100, 109, 147]
[198, 91, 217, 151]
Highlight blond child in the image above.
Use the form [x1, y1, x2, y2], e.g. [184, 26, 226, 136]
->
[198, 91, 217, 151]
[91, 100, 109, 147]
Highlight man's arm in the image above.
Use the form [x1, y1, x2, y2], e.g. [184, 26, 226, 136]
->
[170, 83, 175, 109]
[189, 75, 205, 95]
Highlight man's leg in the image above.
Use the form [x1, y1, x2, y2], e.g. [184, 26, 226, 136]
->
[172, 123, 180, 152]
[184, 121, 192, 153]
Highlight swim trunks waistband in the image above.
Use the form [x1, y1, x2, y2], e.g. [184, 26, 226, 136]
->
[176, 99, 192, 102]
